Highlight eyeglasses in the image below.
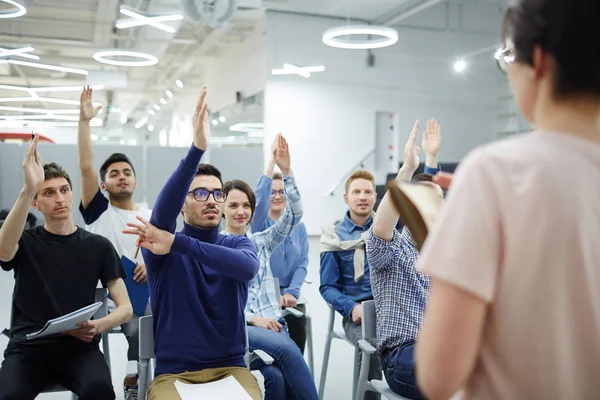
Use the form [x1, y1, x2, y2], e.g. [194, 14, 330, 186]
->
[187, 187, 228, 203]
[270, 190, 285, 198]
[495, 43, 515, 74]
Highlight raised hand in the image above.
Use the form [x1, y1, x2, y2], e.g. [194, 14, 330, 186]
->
[79, 86, 102, 122]
[273, 133, 291, 175]
[402, 120, 421, 173]
[192, 86, 210, 151]
[23, 134, 44, 191]
[122, 216, 175, 255]
[422, 118, 441, 156]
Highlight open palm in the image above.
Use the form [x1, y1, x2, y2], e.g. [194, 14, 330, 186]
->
[23, 135, 44, 190]
[273, 133, 291, 173]
[422, 119, 441, 155]
[192, 86, 210, 150]
[123, 216, 174, 255]
[79, 87, 102, 122]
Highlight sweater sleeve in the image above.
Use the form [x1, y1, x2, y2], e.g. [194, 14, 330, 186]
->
[170, 233, 259, 281]
[249, 174, 272, 234]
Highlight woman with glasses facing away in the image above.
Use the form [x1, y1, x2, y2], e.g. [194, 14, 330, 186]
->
[414, 0, 600, 399]
[221, 133, 318, 400]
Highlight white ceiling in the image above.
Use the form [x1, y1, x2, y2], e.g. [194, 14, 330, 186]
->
[0, 0, 502, 142]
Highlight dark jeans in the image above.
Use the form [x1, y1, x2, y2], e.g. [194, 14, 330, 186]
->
[0, 340, 115, 400]
[283, 303, 306, 354]
[343, 317, 382, 400]
[248, 320, 318, 400]
[380, 340, 427, 400]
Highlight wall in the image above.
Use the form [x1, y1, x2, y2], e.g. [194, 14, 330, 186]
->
[264, 3, 505, 234]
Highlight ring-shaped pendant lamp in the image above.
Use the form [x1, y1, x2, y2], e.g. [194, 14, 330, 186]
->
[0, 0, 27, 18]
[322, 25, 398, 50]
[93, 50, 159, 67]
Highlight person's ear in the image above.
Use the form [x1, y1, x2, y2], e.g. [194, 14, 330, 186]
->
[31, 198, 39, 210]
[343, 193, 349, 206]
[100, 181, 107, 191]
[531, 46, 546, 80]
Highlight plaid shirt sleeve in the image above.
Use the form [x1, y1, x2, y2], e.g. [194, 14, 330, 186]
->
[252, 173, 303, 253]
[365, 227, 409, 273]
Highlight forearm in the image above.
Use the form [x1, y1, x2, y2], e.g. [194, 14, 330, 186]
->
[284, 265, 307, 298]
[425, 152, 439, 170]
[171, 234, 259, 280]
[77, 119, 94, 171]
[265, 174, 303, 248]
[372, 167, 412, 240]
[263, 159, 276, 178]
[96, 304, 133, 332]
[250, 175, 272, 233]
[320, 286, 357, 317]
[0, 187, 35, 260]
[151, 145, 205, 232]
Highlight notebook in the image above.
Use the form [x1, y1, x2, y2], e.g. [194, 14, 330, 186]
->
[119, 255, 150, 316]
[386, 180, 444, 251]
[26, 302, 103, 340]
[174, 376, 253, 400]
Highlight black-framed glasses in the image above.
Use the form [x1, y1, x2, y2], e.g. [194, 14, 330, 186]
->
[270, 189, 285, 198]
[187, 187, 228, 203]
[495, 44, 515, 74]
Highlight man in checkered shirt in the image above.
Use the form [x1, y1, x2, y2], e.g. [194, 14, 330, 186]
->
[365, 119, 444, 400]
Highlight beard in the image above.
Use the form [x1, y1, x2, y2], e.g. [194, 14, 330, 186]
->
[107, 187, 133, 201]
[186, 209, 221, 229]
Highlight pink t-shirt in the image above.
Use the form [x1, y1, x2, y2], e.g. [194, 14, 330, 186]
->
[419, 131, 600, 399]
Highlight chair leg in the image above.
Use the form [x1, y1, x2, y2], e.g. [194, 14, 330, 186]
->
[306, 314, 315, 379]
[354, 348, 371, 400]
[318, 309, 337, 400]
[138, 360, 149, 400]
[101, 332, 111, 373]
[352, 346, 360, 400]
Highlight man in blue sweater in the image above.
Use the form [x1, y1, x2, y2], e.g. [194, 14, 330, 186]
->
[123, 86, 261, 400]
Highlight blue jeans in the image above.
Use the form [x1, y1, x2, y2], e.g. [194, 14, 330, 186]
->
[380, 340, 427, 400]
[247, 321, 318, 400]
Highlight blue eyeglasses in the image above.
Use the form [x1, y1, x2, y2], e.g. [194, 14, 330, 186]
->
[187, 188, 228, 203]
[270, 190, 285, 198]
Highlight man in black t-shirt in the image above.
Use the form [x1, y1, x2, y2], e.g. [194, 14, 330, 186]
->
[0, 135, 133, 400]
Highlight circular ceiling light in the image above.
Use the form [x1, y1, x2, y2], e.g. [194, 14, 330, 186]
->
[0, 0, 27, 19]
[93, 50, 158, 67]
[322, 25, 398, 50]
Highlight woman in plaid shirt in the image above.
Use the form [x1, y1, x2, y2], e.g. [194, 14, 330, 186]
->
[222, 133, 317, 400]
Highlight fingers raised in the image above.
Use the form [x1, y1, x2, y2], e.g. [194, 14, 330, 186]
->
[196, 86, 207, 113]
[408, 120, 420, 145]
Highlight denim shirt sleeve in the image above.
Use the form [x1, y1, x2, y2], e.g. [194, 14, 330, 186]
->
[424, 164, 441, 175]
[319, 250, 358, 318]
[250, 174, 272, 234]
[283, 223, 309, 298]
[252, 174, 303, 253]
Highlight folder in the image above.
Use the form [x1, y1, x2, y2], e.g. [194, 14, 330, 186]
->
[386, 181, 444, 251]
[174, 376, 253, 400]
[120, 255, 150, 316]
[26, 302, 103, 340]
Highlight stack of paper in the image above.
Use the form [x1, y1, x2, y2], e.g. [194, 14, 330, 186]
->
[26, 302, 103, 340]
[387, 181, 444, 251]
[174, 376, 253, 400]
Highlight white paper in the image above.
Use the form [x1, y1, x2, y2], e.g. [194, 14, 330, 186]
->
[396, 182, 444, 230]
[174, 376, 253, 400]
[26, 302, 103, 340]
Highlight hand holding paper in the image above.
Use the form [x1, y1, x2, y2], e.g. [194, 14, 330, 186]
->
[64, 319, 101, 343]
[386, 181, 444, 251]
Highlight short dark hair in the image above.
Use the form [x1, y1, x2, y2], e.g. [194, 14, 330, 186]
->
[222, 179, 256, 222]
[502, 0, 600, 99]
[99, 153, 136, 182]
[196, 163, 223, 185]
[411, 173, 434, 183]
[272, 172, 283, 180]
[44, 162, 72, 189]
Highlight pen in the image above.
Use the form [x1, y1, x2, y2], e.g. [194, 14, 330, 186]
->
[32, 131, 38, 164]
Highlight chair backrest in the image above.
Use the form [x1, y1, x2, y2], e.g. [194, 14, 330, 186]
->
[361, 300, 377, 343]
[139, 315, 155, 359]
[94, 288, 109, 320]
[273, 277, 281, 302]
